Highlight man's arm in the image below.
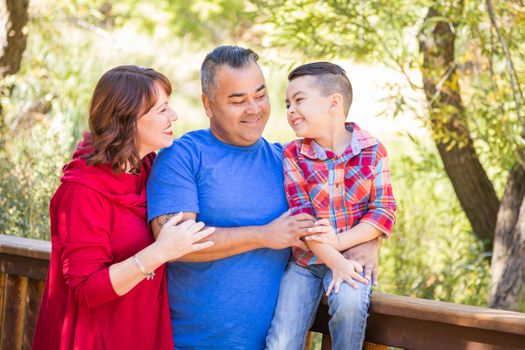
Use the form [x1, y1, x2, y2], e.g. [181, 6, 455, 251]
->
[151, 211, 315, 262]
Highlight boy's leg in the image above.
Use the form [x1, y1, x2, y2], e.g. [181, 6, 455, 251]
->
[322, 267, 372, 350]
[266, 261, 324, 350]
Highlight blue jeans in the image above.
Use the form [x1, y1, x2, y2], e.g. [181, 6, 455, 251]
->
[265, 260, 372, 350]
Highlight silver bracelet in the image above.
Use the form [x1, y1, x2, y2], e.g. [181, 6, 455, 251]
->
[132, 254, 155, 280]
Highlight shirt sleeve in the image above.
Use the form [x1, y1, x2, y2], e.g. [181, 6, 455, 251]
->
[147, 140, 200, 221]
[360, 153, 396, 237]
[56, 185, 119, 308]
[283, 144, 314, 217]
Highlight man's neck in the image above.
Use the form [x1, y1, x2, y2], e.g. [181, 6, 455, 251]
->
[314, 123, 352, 156]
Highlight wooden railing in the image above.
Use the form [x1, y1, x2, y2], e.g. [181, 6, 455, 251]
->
[1, 234, 525, 350]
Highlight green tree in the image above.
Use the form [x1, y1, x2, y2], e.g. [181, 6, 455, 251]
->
[252, 0, 524, 310]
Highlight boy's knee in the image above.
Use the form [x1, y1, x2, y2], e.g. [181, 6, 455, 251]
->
[330, 282, 371, 317]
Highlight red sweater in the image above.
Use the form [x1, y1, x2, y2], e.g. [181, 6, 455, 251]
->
[32, 138, 173, 350]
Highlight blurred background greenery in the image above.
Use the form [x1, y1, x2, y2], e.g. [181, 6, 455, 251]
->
[1, 1, 524, 331]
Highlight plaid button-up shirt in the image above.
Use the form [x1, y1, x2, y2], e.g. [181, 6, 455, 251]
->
[284, 123, 396, 267]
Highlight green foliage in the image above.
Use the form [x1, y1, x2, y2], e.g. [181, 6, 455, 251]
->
[379, 140, 490, 305]
[164, 0, 255, 44]
[458, 1, 525, 179]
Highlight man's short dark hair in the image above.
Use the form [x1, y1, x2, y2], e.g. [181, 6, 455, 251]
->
[288, 62, 353, 115]
[201, 45, 259, 98]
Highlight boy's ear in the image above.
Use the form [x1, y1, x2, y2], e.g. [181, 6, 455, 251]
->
[201, 93, 213, 119]
[329, 92, 344, 112]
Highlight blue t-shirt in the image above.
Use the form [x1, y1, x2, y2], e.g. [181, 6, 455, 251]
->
[147, 129, 290, 350]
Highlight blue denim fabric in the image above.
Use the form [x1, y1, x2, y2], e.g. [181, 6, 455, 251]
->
[266, 260, 372, 350]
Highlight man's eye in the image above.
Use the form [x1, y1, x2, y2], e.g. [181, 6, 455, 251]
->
[231, 100, 244, 105]
[256, 94, 266, 100]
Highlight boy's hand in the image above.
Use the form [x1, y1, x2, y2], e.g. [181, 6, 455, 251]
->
[342, 238, 380, 286]
[326, 258, 368, 296]
[305, 219, 341, 250]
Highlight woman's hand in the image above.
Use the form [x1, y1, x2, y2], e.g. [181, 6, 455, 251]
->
[305, 219, 341, 250]
[154, 213, 215, 262]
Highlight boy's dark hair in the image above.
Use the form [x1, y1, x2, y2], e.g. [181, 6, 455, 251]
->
[288, 62, 353, 115]
[201, 45, 259, 98]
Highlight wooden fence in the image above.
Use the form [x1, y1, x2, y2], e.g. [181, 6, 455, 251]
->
[1, 234, 525, 350]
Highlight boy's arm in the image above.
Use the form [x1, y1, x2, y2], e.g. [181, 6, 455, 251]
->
[358, 153, 396, 237]
[307, 151, 396, 250]
[306, 219, 381, 251]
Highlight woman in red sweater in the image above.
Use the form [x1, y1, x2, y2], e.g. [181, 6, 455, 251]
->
[32, 65, 213, 350]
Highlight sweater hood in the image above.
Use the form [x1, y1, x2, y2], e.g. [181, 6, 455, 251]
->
[60, 133, 155, 218]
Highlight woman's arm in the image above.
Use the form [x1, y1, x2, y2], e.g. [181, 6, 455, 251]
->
[109, 214, 214, 295]
[58, 186, 213, 305]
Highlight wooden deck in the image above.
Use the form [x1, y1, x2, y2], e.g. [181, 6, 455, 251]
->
[1, 234, 525, 350]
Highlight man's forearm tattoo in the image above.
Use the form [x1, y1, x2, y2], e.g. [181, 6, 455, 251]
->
[156, 213, 178, 228]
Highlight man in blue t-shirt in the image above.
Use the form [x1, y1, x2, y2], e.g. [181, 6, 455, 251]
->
[147, 46, 380, 349]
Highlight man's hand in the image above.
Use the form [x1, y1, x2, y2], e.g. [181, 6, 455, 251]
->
[264, 211, 315, 250]
[342, 238, 381, 286]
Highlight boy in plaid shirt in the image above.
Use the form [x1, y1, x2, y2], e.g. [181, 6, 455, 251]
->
[266, 62, 396, 350]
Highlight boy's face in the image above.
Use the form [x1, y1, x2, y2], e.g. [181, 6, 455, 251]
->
[285, 76, 332, 138]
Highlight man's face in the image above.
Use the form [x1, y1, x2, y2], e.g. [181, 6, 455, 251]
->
[202, 63, 270, 146]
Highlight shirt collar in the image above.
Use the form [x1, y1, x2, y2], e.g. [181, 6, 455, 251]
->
[299, 122, 377, 160]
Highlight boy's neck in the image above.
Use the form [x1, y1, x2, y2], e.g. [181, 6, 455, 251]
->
[313, 122, 352, 156]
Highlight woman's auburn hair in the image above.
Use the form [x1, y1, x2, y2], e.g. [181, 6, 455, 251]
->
[84, 65, 172, 174]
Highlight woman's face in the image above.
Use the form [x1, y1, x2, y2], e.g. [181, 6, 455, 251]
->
[136, 83, 178, 158]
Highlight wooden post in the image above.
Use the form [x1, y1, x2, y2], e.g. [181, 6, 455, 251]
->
[0, 272, 5, 350]
[1, 274, 28, 350]
[320, 333, 332, 350]
[22, 279, 45, 349]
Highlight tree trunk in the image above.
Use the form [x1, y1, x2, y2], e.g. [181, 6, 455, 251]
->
[417, 5, 500, 249]
[0, 0, 30, 78]
[489, 166, 525, 310]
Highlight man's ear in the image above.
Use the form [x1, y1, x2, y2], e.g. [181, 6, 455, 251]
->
[201, 93, 213, 119]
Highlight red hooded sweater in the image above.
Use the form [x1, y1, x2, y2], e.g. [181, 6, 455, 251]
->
[32, 136, 173, 350]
